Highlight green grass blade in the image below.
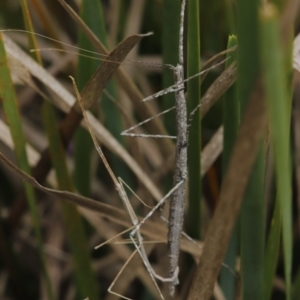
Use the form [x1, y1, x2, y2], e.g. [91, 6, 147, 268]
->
[187, 0, 201, 239]
[240, 148, 265, 300]
[225, 0, 236, 34]
[264, 197, 282, 300]
[220, 35, 238, 299]
[237, 0, 260, 114]
[236, 0, 265, 299]
[292, 267, 300, 300]
[162, 0, 180, 136]
[260, 5, 293, 299]
[0, 32, 54, 300]
[43, 105, 99, 300]
[74, 0, 104, 197]
[75, 0, 130, 183]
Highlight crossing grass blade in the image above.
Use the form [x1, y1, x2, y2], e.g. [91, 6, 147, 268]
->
[220, 34, 238, 300]
[260, 4, 293, 299]
[187, 0, 201, 239]
[0, 31, 55, 300]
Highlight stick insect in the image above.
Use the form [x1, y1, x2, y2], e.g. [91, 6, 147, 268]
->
[70, 0, 231, 297]
[69, 0, 230, 298]
[3, 0, 232, 297]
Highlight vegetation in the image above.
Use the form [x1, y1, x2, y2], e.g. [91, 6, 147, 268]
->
[0, 0, 299, 299]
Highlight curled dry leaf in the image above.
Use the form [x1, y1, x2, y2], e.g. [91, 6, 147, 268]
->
[73, 32, 152, 113]
[57, 0, 174, 157]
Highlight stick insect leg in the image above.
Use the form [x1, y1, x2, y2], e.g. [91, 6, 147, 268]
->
[71, 77, 166, 299]
[107, 247, 140, 300]
[71, 75, 191, 296]
[116, 180, 166, 300]
[94, 226, 135, 250]
[129, 180, 184, 284]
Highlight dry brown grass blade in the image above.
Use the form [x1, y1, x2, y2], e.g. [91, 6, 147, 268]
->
[73, 33, 151, 112]
[3, 34, 74, 111]
[6, 54, 38, 87]
[57, 0, 174, 157]
[0, 151, 201, 258]
[200, 46, 237, 83]
[187, 80, 266, 300]
[201, 126, 223, 177]
[188, 61, 237, 129]
[280, 0, 300, 45]
[200, 62, 237, 119]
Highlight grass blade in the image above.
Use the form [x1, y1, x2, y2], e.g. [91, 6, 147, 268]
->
[220, 34, 238, 300]
[292, 267, 300, 300]
[236, 1, 265, 299]
[74, 0, 105, 197]
[187, 78, 267, 300]
[162, 0, 180, 136]
[187, 0, 201, 239]
[261, 4, 293, 299]
[240, 148, 265, 300]
[0, 31, 54, 300]
[43, 98, 100, 300]
[264, 198, 282, 300]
